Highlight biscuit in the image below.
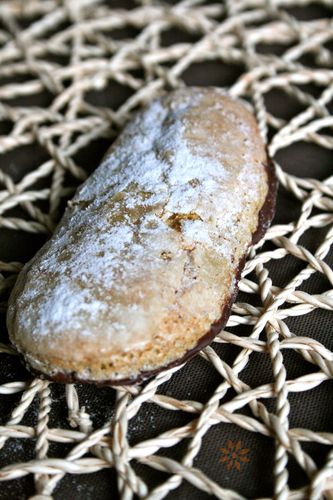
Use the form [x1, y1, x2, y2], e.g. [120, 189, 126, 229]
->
[7, 87, 277, 384]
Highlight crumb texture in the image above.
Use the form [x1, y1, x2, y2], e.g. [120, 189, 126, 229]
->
[8, 87, 269, 382]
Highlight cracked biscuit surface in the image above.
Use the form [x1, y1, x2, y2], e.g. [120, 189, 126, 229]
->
[7, 87, 276, 384]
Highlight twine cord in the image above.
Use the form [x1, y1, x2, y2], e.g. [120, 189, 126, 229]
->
[0, 1, 332, 499]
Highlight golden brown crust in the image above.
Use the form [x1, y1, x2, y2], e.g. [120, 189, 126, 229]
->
[7, 87, 275, 384]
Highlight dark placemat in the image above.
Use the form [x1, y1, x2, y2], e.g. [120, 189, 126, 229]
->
[0, 1, 332, 499]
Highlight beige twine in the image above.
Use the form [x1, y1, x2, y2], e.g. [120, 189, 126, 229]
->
[0, 0, 333, 498]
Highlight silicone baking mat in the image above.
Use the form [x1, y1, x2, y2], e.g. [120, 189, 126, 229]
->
[0, 1, 332, 498]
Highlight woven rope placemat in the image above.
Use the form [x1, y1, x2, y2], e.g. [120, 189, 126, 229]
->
[0, 1, 333, 499]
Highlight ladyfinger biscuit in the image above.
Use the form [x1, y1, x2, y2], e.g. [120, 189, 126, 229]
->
[7, 87, 277, 384]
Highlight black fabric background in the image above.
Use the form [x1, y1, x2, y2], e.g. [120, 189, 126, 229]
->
[0, 2, 332, 499]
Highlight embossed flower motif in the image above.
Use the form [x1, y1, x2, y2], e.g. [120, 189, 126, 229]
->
[220, 440, 250, 471]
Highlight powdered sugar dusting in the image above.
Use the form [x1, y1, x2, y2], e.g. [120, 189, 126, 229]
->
[14, 88, 267, 350]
